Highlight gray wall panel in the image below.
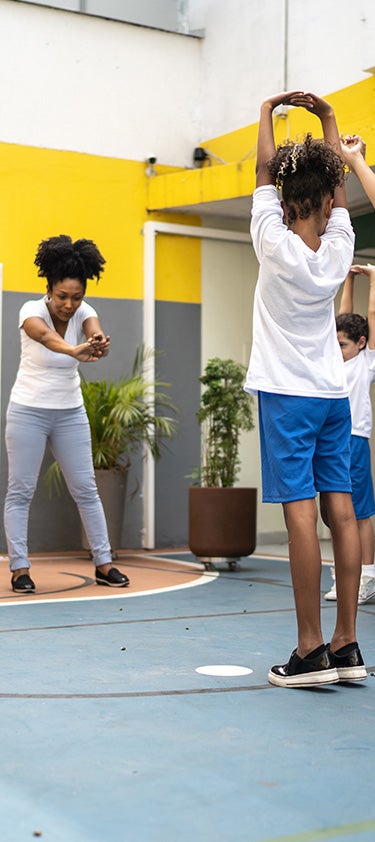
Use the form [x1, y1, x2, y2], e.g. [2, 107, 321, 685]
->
[155, 300, 201, 547]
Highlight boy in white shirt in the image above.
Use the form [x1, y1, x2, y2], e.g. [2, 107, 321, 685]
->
[324, 264, 375, 604]
[245, 91, 366, 687]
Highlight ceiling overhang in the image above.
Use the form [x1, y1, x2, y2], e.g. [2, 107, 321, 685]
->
[147, 75, 375, 228]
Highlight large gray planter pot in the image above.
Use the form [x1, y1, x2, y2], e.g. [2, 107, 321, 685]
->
[189, 486, 257, 569]
[82, 467, 128, 558]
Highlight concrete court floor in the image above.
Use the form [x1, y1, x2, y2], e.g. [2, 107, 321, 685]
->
[0, 544, 374, 842]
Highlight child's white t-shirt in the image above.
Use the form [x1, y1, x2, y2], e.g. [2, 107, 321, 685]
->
[245, 185, 355, 398]
[345, 347, 375, 438]
[10, 296, 98, 409]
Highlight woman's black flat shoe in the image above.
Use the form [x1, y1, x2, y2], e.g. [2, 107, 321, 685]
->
[11, 573, 36, 594]
[95, 567, 130, 588]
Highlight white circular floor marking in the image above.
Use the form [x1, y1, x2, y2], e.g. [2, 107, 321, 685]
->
[196, 664, 253, 676]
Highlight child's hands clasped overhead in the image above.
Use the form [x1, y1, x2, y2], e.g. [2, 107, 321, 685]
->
[263, 91, 307, 110]
[340, 134, 366, 168]
[263, 91, 332, 115]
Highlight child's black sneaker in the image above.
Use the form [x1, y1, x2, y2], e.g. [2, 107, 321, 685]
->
[328, 642, 367, 681]
[268, 644, 339, 688]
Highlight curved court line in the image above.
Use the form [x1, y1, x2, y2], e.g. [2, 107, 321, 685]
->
[261, 816, 375, 840]
[0, 568, 219, 607]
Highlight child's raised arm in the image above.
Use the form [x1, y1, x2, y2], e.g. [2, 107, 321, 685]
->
[338, 270, 355, 315]
[341, 136, 375, 210]
[302, 93, 347, 209]
[351, 264, 375, 349]
[255, 91, 307, 187]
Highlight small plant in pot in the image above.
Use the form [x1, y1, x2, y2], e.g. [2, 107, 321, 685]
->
[188, 357, 257, 569]
[45, 346, 177, 553]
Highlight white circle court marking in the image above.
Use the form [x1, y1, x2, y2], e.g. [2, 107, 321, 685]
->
[196, 664, 253, 677]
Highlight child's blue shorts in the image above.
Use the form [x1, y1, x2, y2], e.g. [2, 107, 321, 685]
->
[258, 392, 352, 503]
[350, 435, 375, 520]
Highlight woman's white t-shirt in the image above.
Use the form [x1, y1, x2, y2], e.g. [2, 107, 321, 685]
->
[10, 296, 98, 409]
[245, 185, 355, 398]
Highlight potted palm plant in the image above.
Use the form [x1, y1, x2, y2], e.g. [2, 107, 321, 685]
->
[188, 357, 257, 569]
[46, 346, 177, 554]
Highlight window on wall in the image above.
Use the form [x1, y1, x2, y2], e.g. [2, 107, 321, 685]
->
[14, 0, 191, 34]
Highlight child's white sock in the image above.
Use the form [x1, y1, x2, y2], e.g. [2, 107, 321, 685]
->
[361, 563, 375, 576]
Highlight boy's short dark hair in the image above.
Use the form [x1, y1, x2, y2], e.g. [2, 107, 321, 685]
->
[336, 312, 368, 344]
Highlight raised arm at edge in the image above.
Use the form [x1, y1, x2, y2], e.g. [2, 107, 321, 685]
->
[338, 271, 354, 315]
[255, 100, 277, 187]
[346, 153, 375, 210]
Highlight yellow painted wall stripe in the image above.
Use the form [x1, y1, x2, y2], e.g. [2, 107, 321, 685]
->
[201, 76, 375, 165]
[0, 143, 146, 298]
[154, 230, 201, 304]
[2, 75, 372, 305]
[0, 143, 201, 303]
[148, 76, 375, 213]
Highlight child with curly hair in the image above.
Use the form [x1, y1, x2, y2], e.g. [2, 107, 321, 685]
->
[245, 91, 366, 687]
[4, 234, 130, 593]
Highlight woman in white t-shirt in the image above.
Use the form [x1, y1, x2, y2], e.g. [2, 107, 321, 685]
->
[4, 234, 130, 593]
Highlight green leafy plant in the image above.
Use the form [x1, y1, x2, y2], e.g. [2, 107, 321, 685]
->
[196, 357, 254, 487]
[81, 346, 176, 468]
[45, 346, 177, 494]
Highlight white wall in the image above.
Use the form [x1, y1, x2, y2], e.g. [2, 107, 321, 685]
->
[0, 0, 201, 165]
[187, 0, 375, 141]
[3, 1, 375, 164]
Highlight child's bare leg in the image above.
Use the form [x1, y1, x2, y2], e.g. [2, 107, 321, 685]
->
[283, 498, 324, 658]
[357, 517, 374, 566]
[321, 491, 361, 651]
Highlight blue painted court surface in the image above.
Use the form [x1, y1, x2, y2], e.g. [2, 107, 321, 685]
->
[1, 550, 375, 842]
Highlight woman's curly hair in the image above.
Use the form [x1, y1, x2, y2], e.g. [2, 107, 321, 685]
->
[34, 234, 106, 292]
[336, 312, 368, 344]
[267, 133, 346, 224]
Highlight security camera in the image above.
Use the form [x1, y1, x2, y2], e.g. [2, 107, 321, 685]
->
[145, 156, 157, 178]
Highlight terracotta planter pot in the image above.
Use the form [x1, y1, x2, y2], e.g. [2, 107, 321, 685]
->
[188, 486, 257, 560]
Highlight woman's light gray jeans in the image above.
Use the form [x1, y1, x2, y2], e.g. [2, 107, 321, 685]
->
[4, 402, 112, 572]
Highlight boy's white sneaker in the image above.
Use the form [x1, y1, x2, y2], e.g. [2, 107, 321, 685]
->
[324, 568, 375, 604]
[358, 575, 375, 605]
[324, 567, 336, 601]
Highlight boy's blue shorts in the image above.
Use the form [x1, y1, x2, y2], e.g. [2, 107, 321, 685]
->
[258, 392, 352, 503]
[350, 435, 375, 520]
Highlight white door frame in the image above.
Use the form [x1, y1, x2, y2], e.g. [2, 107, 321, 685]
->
[143, 221, 250, 548]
